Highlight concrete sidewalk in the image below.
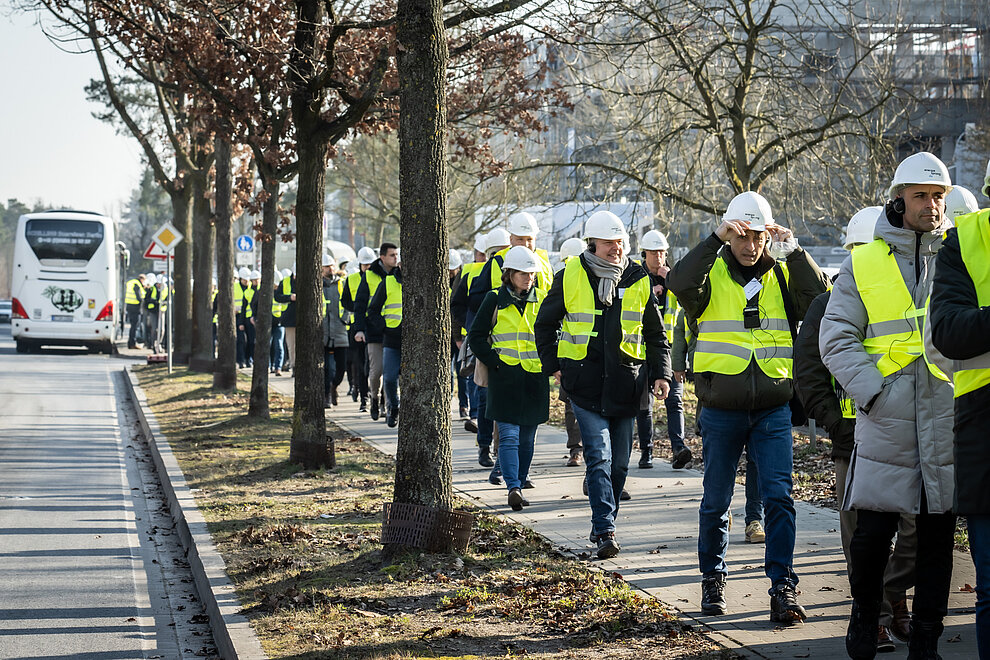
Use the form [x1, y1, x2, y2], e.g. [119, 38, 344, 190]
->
[269, 374, 979, 658]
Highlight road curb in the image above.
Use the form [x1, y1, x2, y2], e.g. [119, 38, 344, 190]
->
[123, 366, 267, 660]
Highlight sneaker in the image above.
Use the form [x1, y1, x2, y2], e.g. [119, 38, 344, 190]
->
[464, 418, 479, 433]
[638, 450, 653, 469]
[672, 447, 693, 469]
[620, 489, 631, 501]
[566, 447, 582, 467]
[846, 601, 880, 659]
[508, 487, 525, 511]
[594, 532, 620, 559]
[877, 625, 896, 653]
[701, 576, 727, 615]
[745, 521, 766, 543]
[769, 583, 807, 625]
[359, 397, 367, 412]
[478, 447, 494, 468]
[370, 397, 380, 421]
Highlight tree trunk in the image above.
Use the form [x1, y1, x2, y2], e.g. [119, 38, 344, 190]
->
[190, 177, 216, 372]
[172, 170, 194, 364]
[248, 178, 280, 419]
[213, 135, 237, 391]
[386, 0, 452, 557]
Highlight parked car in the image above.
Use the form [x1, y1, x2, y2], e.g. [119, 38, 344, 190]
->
[0, 299, 11, 323]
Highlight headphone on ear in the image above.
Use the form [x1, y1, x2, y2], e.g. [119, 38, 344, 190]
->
[891, 197, 905, 215]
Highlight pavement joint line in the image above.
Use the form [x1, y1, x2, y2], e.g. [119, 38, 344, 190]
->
[123, 366, 267, 660]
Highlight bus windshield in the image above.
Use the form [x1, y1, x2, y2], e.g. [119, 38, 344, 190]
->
[25, 219, 105, 262]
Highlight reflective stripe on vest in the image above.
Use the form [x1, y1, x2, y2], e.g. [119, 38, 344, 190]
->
[558, 257, 651, 362]
[383, 275, 402, 328]
[951, 209, 990, 397]
[125, 279, 142, 305]
[663, 290, 679, 343]
[693, 259, 792, 378]
[491, 288, 546, 373]
[488, 247, 554, 292]
[832, 375, 857, 419]
[212, 290, 218, 323]
[851, 239, 948, 382]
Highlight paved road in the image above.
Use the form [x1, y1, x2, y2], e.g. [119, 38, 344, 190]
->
[0, 326, 215, 659]
[269, 375, 981, 658]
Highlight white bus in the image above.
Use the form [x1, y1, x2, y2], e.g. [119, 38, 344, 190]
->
[11, 210, 118, 354]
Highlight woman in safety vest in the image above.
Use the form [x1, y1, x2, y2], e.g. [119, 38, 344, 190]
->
[468, 245, 549, 512]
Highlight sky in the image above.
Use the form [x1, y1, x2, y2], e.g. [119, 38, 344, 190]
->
[0, 7, 143, 220]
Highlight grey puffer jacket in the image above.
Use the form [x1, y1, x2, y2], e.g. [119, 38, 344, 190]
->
[819, 211, 954, 514]
[323, 276, 350, 349]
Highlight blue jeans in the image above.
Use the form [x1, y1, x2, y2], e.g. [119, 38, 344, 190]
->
[744, 448, 763, 525]
[383, 346, 401, 413]
[477, 386, 493, 449]
[665, 378, 686, 453]
[452, 356, 469, 409]
[969, 514, 990, 658]
[698, 404, 798, 589]
[466, 379, 479, 419]
[571, 402, 634, 537]
[270, 325, 285, 371]
[496, 422, 536, 491]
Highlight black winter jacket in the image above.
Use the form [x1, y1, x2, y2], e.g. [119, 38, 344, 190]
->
[931, 227, 990, 514]
[367, 267, 401, 350]
[351, 260, 389, 343]
[273, 276, 297, 328]
[534, 254, 671, 418]
[666, 233, 827, 411]
[794, 290, 854, 459]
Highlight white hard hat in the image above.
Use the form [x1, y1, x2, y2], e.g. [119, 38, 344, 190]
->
[502, 245, 540, 273]
[843, 206, 882, 250]
[280, 268, 292, 278]
[212, 277, 218, 287]
[448, 249, 463, 270]
[357, 246, 377, 265]
[158, 274, 169, 285]
[723, 191, 774, 231]
[321, 253, 336, 267]
[486, 227, 511, 249]
[273, 269, 283, 284]
[945, 186, 979, 221]
[250, 269, 261, 280]
[983, 158, 990, 198]
[146, 272, 156, 281]
[473, 234, 487, 253]
[887, 152, 952, 199]
[506, 211, 539, 237]
[558, 237, 585, 261]
[583, 211, 629, 241]
[238, 267, 252, 279]
[640, 229, 670, 251]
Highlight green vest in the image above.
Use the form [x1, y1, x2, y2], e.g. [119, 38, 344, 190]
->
[383, 275, 402, 328]
[125, 279, 142, 305]
[851, 239, 948, 382]
[950, 209, 990, 397]
[491, 288, 547, 373]
[694, 259, 791, 379]
[558, 257, 651, 362]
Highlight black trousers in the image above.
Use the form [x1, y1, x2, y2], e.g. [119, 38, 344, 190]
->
[849, 501, 956, 623]
[324, 347, 348, 397]
[127, 306, 141, 345]
[348, 341, 369, 398]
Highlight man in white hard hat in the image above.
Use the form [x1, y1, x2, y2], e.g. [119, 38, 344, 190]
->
[367, 250, 403, 427]
[535, 210, 671, 560]
[270, 269, 287, 376]
[554, 236, 589, 466]
[341, 246, 380, 410]
[124, 273, 147, 349]
[352, 242, 398, 420]
[667, 190, 827, 624]
[452, 234, 492, 431]
[820, 152, 956, 657]
[274, 265, 300, 375]
[144, 272, 169, 353]
[468, 214, 554, 315]
[235, 266, 254, 369]
[796, 206, 916, 651]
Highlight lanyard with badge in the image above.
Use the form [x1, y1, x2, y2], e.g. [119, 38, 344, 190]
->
[743, 278, 762, 329]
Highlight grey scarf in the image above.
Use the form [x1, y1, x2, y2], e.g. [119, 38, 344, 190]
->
[583, 251, 627, 306]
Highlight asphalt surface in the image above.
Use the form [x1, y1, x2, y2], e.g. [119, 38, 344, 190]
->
[0, 325, 216, 659]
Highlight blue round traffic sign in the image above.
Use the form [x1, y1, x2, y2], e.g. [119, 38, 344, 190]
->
[236, 234, 255, 252]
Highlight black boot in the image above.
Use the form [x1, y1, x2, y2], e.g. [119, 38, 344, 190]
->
[478, 446, 494, 468]
[906, 618, 944, 660]
[638, 449, 653, 469]
[359, 395, 368, 412]
[846, 601, 880, 660]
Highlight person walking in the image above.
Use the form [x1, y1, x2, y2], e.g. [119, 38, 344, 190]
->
[270, 270, 286, 376]
[535, 210, 671, 559]
[367, 258, 402, 427]
[928, 168, 990, 659]
[448, 249, 471, 419]
[342, 246, 378, 411]
[452, 233, 491, 433]
[322, 254, 350, 408]
[795, 206, 913, 652]
[124, 273, 146, 349]
[667, 191, 827, 624]
[820, 152, 956, 659]
[234, 267, 253, 369]
[469, 246, 549, 511]
[556, 237, 587, 467]
[353, 243, 396, 420]
[274, 267, 298, 375]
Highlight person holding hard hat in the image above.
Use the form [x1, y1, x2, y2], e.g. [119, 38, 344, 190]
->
[535, 210, 671, 560]
[353, 243, 397, 420]
[341, 246, 379, 410]
[929, 160, 990, 659]
[821, 152, 956, 658]
[469, 245, 549, 512]
[668, 190, 827, 624]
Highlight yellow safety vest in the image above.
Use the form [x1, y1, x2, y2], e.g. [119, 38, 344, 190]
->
[851, 239, 948, 382]
[125, 279, 142, 305]
[346, 271, 362, 301]
[491, 288, 547, 373]
[488, 247, 554, 292]
[272, 287, 286, 318]
[234, 282, 246, 313]
[365, 270, 383, 301]
[243, 286, 254, 319]
[662, 290, 679, 343]
[558, 257, 651, 362]
[950, 209, 990, 397]
[383, 275, 402, 328]
[212, 290, 218, 323]
[462, 262, 484, 290]
[693, 259, 792, 378]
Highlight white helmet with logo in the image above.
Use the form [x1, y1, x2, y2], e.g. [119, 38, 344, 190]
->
[448, 249, 463, 270]
[486, 227, 511, 250]
[887, 152, 952, 199]
[945, 185, 979, 222]
[506, 211, 539, 237]
[473, 234, 487, 254]
[558, 237, 586, 261]
[583, 211, 629, 240]
[502, 245, 540, 273]
[723, 191, 774, 231]
[237, 267, 252, 280]
[843, 206, 882, 250]
[321, 253, 336, 267]
[640, 229, 670, 251]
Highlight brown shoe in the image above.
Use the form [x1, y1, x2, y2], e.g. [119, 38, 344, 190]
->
[876, 625, 896, 653]
[888, 598, 910, 642]
[566, 447, 582, 467]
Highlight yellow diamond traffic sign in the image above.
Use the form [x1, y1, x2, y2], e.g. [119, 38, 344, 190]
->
[152, 222, 184, 252]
